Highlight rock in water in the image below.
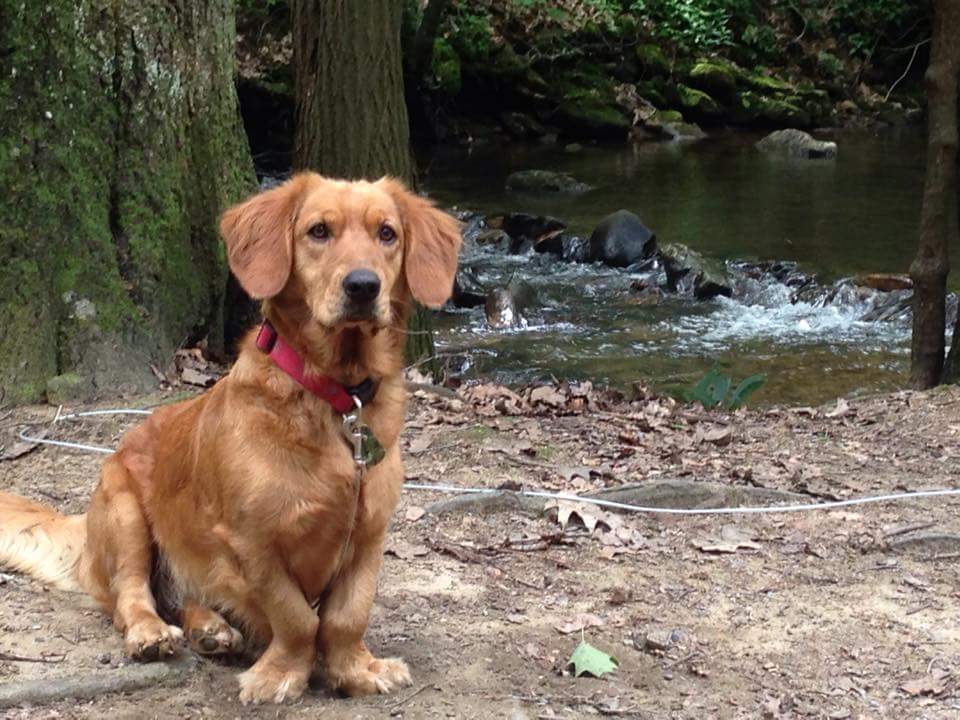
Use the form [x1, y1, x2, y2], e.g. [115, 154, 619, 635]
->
[756, 129, 837, 159]
[588, 210, 657, 267]
[485, 280, 537, 329]
[659, 243, 735, 300]
[451, 269, 487, 309]
[505, 170, 592, 193]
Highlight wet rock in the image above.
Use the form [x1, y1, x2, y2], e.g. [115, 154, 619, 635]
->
[485, 280, 537, 328]
[674, 84, 723, 121]
[500, 112, 546, 139]
[641, 110, 707, 142]
[854, 273, 913, 292]
[635, 44, 671, 78]
[628, 277, 662, 305]
[534, 232, 590, 263]
[756, 129, 837, 159]
[474, 228, 510, 248]
[502, 213, 567, 255]
[46, 372, 95, 405]
[452, 269, 488, 309]
[505, 169, 592, 194]
[660, 243, 735, 300]
[588, 210, 657, 267]
[688, 60, 737, 102]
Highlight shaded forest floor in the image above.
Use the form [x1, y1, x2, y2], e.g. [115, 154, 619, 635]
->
[2, 381, 960, 718]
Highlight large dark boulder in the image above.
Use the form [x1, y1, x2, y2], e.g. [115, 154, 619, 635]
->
[501, 213, 566, 254]
[588, 210, 657, 267]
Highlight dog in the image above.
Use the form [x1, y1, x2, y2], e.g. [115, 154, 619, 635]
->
[0, 173, 462, 704]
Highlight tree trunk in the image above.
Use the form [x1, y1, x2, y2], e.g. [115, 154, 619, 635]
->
[909, 0, 960, 389]
[293, 0, 439, 376]
[293, 0, 413, 181]
[0, 0, 255, 404]
[411, 0, 452, 81]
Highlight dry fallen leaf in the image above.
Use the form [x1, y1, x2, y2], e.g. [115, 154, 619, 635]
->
[555, 613, 604, 635]
[404, 506, 425, 522]
[900, 670, 949, 696]
[694, 525, 761, 554]
[385, 540, 430, 561]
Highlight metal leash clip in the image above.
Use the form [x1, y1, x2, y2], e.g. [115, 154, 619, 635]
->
[342, 397, 386, 467]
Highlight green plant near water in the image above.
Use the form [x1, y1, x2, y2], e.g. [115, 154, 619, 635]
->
[686, 366, 767, 409]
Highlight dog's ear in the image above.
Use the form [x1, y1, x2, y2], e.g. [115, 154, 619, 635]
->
[219, 175, 309, 299]
[380, 178, 462, 308]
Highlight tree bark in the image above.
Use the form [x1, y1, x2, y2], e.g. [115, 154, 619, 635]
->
[909, 0, 960, 389]
[293, 0, 439, 375]
[0, 0, 255, 404]
[411, 0, 452, 81]
[293, 0, 413, 181]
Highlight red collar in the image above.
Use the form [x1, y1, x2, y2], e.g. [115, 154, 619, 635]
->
[254, 321, 376, 413]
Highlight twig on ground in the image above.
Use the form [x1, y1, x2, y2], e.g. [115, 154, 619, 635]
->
[0, 651, 67, 664]
[388, 683, 435, 709]
[884, 521, 936, 538]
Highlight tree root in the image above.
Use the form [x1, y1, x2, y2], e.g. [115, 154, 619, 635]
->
[423, 479, 808, 517]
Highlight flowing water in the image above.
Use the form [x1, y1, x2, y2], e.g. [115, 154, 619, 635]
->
[418, 130, 953, 406]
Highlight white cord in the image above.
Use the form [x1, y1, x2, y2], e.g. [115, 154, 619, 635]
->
[15, 409, 960, 516]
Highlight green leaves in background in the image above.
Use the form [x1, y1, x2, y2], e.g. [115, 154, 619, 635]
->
[686, 366, 767, 409]
[568, 640, 619, 678]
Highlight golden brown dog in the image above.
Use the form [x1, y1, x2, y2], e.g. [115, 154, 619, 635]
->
[0, 173, 461, 703]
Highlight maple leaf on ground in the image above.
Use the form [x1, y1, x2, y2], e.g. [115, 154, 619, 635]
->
[568, 640, 618, 678]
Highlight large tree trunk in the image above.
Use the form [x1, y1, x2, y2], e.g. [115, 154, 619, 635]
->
[293, 0, 413, 181]
[0, 0, 255, 404]
[909, 0, 960, 389]
[293, 0, 438, 376]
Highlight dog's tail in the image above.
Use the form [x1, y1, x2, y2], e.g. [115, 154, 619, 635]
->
[0, 492, 86, 592]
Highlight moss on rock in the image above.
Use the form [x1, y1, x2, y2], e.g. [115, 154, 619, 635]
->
[688, 60, 738, 101]
[674, 84, 723, 120]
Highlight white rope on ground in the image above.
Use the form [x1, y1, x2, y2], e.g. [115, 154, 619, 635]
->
[15, 409, 960, 516]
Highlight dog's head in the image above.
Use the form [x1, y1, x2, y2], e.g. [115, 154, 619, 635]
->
[220, 173, 461, 328]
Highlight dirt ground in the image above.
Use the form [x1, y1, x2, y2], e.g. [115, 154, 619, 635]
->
[1, 380, 959, 719]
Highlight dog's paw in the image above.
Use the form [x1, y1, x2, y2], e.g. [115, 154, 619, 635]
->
[237, 665, 309, 705]
[338, 657, 413, 697]
[187, 616, 243, 656]
[124, 619, 184, 661]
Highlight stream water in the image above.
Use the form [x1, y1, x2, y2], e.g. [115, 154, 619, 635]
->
[418, 129, 952, 406]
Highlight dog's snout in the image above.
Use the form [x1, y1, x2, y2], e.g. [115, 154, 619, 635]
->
[342, 269, 381, 304]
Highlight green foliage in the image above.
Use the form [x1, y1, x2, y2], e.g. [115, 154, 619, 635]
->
[629, 0, 754, 50]
[569, 640, 619, 678]
[828, 0, 914, 57]
[686, 367, 767, 409]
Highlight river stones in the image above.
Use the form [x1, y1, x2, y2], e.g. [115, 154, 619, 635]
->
[485, 280, 537, 328]
[756, 129, 837, 159]
[505, 169, 592, 193]
[534, 232, 590, 262]
[451, 269, 488, 309]
[588, 210, 657, 267]
[660, 243, 735, 300]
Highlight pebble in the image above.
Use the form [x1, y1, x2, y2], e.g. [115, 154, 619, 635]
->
[97, 653, 112, 665]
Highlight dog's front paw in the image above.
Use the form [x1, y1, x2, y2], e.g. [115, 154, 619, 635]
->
[187, 617, 243, 656]
[237, 664, 310, 705]
[124, 619, 184, 661]
[337, 657, 412, 696]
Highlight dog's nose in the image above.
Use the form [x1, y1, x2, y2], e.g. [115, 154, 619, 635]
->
[342, 270, 381, 303]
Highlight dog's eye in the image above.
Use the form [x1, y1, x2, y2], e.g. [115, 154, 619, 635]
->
[378, 225, 396, 245]
[307, 223, 329, 241]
